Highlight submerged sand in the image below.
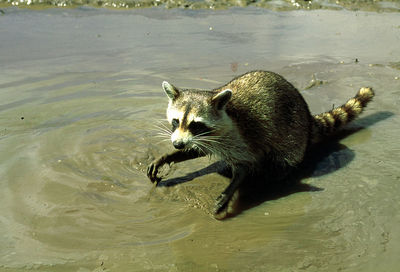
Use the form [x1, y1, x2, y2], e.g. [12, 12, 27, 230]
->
[0, 7, 399, 272]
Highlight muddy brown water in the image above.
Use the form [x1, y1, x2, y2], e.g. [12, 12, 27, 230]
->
[0, 7, 400, 272]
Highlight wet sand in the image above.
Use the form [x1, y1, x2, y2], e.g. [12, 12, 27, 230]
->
[0, 7, 400, 272]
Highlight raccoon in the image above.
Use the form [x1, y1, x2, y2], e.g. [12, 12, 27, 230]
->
[147, 71, 374, 217]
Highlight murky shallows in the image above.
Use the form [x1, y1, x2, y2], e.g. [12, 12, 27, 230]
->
[0, 7, 400, 272]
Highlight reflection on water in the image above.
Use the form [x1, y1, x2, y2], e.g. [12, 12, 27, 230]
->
[1, 7, 400, 272]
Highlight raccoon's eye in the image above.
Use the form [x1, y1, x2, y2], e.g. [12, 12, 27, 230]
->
[171, 118, 179, 132]
[188, 121, 211, 136]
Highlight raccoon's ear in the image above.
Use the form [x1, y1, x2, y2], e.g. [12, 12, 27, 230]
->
[162, 81, 179, 101]
[212, 89, 232, 110]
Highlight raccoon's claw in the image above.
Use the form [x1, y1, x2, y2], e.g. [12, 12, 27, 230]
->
[214, 193, 229, 215]
[147, 160, 163, 184]
[214, 190, 240, 219]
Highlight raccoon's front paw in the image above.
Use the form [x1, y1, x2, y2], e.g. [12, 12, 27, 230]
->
[213, 190, 240, 220]
[147, 159, 165, 183]
[214, 193, 230, 215]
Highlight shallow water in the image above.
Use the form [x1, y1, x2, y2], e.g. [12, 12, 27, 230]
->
[1, 7, 400, 272]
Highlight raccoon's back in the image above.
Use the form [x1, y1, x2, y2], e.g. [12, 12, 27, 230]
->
[218, 71, 312, 166]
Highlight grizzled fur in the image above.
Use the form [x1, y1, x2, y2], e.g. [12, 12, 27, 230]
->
[147, 70, 374, 218]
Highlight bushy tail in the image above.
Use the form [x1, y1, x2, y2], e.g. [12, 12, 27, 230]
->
[311, 87, 374, 144]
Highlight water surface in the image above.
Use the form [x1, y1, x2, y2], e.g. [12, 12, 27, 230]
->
[0, 7, 400, 271]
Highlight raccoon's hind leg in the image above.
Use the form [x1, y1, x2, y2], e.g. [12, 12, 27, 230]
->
[147, 149, 204, 183]
[214, 164, 247, 216]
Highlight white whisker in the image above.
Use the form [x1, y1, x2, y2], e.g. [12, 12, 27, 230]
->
[154, 135, 170, 139]
[155, 139, 171, 145]
[197, 138, 220, 144]
[194, 131, 213, 137]
[192, 140, 211, 156]
[156, 130, 171, 136]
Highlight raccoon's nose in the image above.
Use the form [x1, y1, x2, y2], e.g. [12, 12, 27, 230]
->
[173, 140, 185, 149]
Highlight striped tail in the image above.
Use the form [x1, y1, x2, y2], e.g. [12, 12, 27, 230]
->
[311, 87, 374, 144]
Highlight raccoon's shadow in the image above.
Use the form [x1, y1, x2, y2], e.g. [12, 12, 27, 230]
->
[157, 111, 393, 217]
[233, 140, 351, 216]
[235, 111, 393, 216]
[155, 141, 351, 189]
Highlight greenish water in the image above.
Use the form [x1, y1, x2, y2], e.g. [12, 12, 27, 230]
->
[1, 6, 400, 272]
[1, 0, 400, 11]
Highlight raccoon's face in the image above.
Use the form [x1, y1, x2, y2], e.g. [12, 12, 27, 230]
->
[162, 81, 232, 152]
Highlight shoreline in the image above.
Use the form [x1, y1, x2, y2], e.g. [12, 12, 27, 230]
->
[1, 0, 400, 12]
